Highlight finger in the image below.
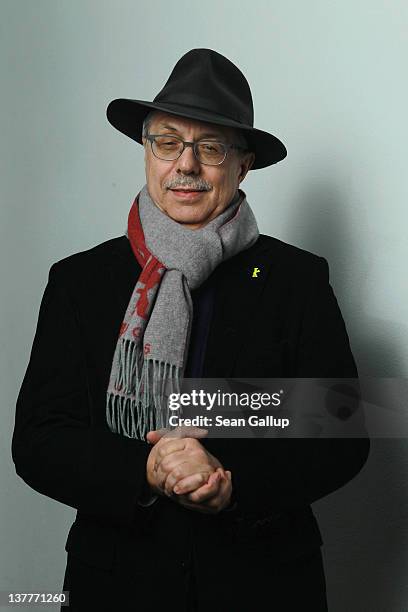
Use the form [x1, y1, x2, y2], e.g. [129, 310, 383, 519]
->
[208, 470, 223, 485]
[155, 449, 191, 476]
[153, 436, 207, 471]
[210, 467, 228, 482]
[217, 468, 231, 482]
[187, 468, 231, 503]
[146, 428, 170, 445]
[153, 439, 188, 470]
[179, 468, 225, 497]
[174, 471, 232, 514]
[172, 474, 229, 513]
[163, 426, 208, 440]
[161, 460, 213, 494]
[169, 471, 210, 496]
[155, 450, 212, 489]
[157, 459, 192, 494]
[192, 472, 232, 511]
[186, 472, 222, 504]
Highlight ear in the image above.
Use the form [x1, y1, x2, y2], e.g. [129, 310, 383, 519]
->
[238, 152, 255, 183]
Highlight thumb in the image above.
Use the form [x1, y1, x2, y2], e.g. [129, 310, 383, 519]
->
[217, 468, 231, 481]
[146, 428, 169, 445]
[207, 470, 221, 487]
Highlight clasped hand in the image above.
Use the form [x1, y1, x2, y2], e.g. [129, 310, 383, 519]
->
[146, 427, 232, 514]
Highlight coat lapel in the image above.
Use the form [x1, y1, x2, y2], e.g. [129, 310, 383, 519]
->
[202, 236, 276, 376]
[107, 235, 276, 377]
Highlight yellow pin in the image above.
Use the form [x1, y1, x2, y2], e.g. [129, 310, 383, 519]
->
[252, 267, 260, 278]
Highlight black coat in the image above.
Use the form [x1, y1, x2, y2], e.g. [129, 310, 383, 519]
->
[12, 234, 370, 611]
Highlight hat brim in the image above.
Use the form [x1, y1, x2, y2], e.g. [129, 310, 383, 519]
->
[106, 98, 287, 170]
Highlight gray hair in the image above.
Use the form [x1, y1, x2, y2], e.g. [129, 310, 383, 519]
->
[141, 110, 158, 139]
[141, 109, 249, 153]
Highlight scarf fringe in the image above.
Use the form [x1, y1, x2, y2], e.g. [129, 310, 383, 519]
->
[106, 338, 182, 440]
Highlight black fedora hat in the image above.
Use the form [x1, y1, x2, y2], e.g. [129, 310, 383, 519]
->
[106, 48, 287, 170]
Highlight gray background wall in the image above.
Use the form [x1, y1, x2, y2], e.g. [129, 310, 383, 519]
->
[1, 1, 407, 610]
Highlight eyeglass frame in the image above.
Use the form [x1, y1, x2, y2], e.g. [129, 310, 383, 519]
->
[144, 133, 247, 166]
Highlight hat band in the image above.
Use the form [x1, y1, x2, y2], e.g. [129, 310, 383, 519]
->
[152, 99, 250, 127]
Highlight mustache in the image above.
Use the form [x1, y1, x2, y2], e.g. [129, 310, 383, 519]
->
[164, 177, 212, 191]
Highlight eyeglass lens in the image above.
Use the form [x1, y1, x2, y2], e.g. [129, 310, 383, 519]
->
[152, 136, 226, 164]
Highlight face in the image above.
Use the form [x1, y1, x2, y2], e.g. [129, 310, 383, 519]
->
[142, 111, 255, 229]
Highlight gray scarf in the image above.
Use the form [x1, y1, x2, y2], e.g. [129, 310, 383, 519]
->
[106, 184, 259, 440]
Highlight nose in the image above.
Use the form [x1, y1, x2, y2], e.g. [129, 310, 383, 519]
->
[175, 143, 201, 175]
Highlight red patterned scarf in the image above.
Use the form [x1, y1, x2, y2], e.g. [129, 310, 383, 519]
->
[106, 184, 259, 440]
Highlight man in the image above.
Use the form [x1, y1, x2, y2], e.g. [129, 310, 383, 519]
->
[12, 49, 369, 611]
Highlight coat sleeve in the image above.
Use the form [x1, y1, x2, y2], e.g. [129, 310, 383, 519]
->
[11, 262, 153, 528]
[207, 256, 370, 519]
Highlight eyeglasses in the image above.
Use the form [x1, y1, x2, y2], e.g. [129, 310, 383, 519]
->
[145, 134, 246, 166]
